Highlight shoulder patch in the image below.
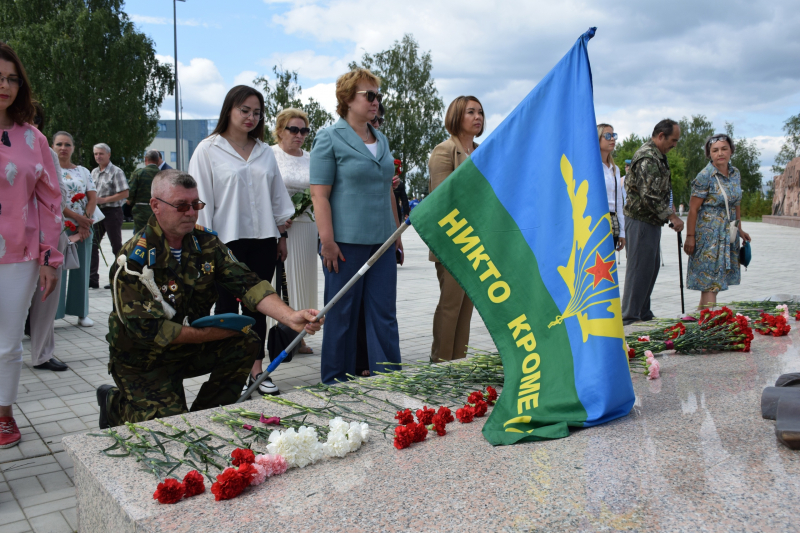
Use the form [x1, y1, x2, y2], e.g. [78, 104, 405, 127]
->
[129, 237, 147, 265]
[195, 224, 217, 236]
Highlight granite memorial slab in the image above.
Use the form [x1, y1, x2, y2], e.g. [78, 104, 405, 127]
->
[64, 327, 800, 532]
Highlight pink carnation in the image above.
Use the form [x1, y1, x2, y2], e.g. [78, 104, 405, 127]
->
[254, 453, 288, 477]
[250, 463, 268, 486]
[646, 359, 660, 380]
[644, 350, 655, 361]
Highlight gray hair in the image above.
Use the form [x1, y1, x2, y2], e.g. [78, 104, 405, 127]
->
[93, 143, 111, 153]
[52, 131, 74, 144]
[144, 149, 161, 163]
[151, 169, 197, 198]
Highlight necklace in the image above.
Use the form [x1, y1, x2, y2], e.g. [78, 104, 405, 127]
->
[359, 129, 372, 143]
[226, 135, 251, 151]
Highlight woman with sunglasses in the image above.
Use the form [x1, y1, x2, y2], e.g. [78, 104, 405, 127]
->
[269, 108, 316, 355]
[310, 68, 402, 384]
[684, 133, 751, 309]
[0, 42, 63, 449]
[427, 96, 484, 363]
[188, 85, 294, 397]
[598, 124, 625, 252]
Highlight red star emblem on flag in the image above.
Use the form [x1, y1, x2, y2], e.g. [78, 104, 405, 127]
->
[584, 252, 615, 288]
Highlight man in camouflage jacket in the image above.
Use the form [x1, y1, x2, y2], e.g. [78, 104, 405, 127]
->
[126, 150, 161, 234]
[98, 170, 322, 428]
[621, 119, 684, 325]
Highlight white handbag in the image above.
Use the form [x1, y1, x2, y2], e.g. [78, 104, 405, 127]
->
[713, 174, 738, 244]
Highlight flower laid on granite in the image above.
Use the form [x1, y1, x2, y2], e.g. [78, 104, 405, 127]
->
[231, 447, 255, 467]
[182, 470, 205, 497]
[795, 311, 800, 321]
[628, 347, 636, 359]
[393, 425, 413, 449]
[428, 406, 455, 436]
[645, 351, 660, 380]
[322, 417, 370, 458]
[456, 405, 475, 423]
[267, 426, 324, 468]
[485, 386, 498, 405]
[260, 414, 280, 425]
[638, 335, 651, 342]
[210, 466, 252, 501]
[776, 304, 790, 320]
[153, 478, 184, 504]
[395, 409, 414, 425]
[254, 453, 288, 477]
[416, 406, 436, 426]
[754, 312, 791, 337]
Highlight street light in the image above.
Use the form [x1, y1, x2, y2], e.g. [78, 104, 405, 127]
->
[173, 0, 185, 170]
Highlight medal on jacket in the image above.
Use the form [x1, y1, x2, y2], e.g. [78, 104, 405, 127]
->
[169, 280, 178, 292]
[202, 262, 214, 274]
[168, 293, 176, 305]
[161, 284, 168, 293]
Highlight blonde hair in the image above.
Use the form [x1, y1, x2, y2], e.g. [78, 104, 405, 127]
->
[445, 96, 485, 137]
[335, 68, 381, 118]
[273, 108, 309, 143]
[597, 123, 616, 171]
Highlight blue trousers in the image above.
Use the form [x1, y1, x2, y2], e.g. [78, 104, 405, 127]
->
[320, 242, 401, 384]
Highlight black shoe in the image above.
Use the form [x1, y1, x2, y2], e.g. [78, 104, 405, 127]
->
[33, 358, 69, 371]
[89, 282, 99, 289]
[104, 284, 111, 289]
[97, 385, 114, 430]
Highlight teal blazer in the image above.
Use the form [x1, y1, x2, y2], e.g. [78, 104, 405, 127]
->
[310, 118, 396, 245]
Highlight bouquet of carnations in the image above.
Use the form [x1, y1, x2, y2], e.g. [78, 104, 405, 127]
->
[754, 312, 791, 337]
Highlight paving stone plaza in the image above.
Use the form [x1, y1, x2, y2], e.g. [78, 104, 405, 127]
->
[0, 221, 797, 533]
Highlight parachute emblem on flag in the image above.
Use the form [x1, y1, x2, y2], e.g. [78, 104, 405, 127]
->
[549, 155, 624, 343]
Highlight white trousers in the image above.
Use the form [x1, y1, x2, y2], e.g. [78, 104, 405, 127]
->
[0, 260, 40, 406]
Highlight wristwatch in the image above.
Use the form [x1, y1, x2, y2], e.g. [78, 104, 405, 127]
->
[280, 231, 288, 239]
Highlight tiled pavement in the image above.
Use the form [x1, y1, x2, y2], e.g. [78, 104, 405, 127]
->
[1, 220, 797, 533]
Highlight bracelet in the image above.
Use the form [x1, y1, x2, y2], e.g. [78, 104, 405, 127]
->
[686, 234, 695, 237]
[280, 231, 288, 239]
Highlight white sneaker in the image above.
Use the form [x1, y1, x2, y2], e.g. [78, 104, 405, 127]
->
[78, 317, 94, 327]
[241, 373, 280, 397]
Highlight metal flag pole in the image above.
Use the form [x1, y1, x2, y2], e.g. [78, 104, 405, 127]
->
[237, 219, 412, 402]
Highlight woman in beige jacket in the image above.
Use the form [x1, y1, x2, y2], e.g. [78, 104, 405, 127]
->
[428, 96, 485, 361]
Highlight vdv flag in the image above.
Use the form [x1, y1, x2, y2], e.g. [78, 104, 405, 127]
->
[410, 28, 635, 446]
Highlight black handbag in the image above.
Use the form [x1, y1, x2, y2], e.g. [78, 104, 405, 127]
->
[610, 168, 621, 238]
[267, 323, 298, 362]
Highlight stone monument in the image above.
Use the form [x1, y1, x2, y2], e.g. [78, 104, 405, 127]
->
[764, 156, 800, 227]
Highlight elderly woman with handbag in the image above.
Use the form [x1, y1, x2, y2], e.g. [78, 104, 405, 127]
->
[684, 133, 752, 309]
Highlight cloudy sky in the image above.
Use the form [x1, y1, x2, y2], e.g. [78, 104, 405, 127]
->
[127, 0, 800, 178]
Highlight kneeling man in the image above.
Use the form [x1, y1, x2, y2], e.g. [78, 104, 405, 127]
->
[97, 170, 321, 428]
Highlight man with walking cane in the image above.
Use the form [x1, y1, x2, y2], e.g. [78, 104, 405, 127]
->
[621, 119, 683, 325]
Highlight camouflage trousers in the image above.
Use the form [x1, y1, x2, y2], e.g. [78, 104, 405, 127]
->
[131, 205, 154, 235]
[105, 330, 261, 427]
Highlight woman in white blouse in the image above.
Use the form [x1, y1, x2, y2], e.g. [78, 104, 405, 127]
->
[270, 108, 317, 354]
[53, 131, 97, 327]
[598, 123, 625, 251]
[188, 86, 294, 397]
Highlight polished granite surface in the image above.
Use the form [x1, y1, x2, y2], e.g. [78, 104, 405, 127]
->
[63, 326, 800, 533]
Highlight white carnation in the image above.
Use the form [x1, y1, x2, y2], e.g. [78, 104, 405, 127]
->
[267, 426, 323, 469]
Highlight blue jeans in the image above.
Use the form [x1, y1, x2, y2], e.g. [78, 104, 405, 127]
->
[320, 242, 401, 384]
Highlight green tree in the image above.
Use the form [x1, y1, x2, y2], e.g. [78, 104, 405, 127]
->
[0, 0, 174, 176]
[772, 113, 800, 175]
[254, 66, 334, 151]
[725, 122, 762, 194]
[674, 115, 715, 205]
[350, 34, 447, 198]
[614, 133, 645, 177]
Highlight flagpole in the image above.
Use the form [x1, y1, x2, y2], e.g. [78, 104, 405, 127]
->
[237, 218, 412, 402]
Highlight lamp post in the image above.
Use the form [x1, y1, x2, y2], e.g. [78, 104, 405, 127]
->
[173, 0, 185, 169]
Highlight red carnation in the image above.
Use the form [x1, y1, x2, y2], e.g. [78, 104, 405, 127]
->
[795, 311, 799, 321]
[456, 405, 475, 423]
[394, 409, 414, 425]
[393, 425, 413, 450]
[153, 478, 184, 504]
[182, 470, 205, 498]
[485, 386, 498, 405]
[437, 406, 454, 424]
[467, 391, 483, 405]
[627, 348, 636, 359]
[472, 399, 488, 417]
[236, 462, 257, 484]
[231, 447, 255, 467]
[64, 220, 77, 232]
[431, 414, 448, 436]
[416, 406, 436, 426]
[211, 467, 249, 501]
[70, 192, 86, 203]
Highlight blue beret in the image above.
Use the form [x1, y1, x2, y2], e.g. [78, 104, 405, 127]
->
[191, 313, 255, 334]
[624, 159, 632, 164]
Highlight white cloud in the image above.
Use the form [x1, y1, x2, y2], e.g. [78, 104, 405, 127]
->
[157, 55, 228, 119]
[301, 82, 338, 114]
[234, 71, 260, 87]
[260, 50, 350, 80]
[129, 14, 215, 27]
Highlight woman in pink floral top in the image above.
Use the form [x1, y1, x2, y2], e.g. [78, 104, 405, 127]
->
[0, 43, 63, 449]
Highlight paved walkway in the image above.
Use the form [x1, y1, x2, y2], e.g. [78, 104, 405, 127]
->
[0, 220, 797, 533]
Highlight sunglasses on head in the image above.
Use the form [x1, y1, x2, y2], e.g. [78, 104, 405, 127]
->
[371, 116, 385, 126]
[285, 126, 310, 135]
[156, 198, 206, 212]
[602, 132, 618, 141]
[356, 90, 383, 103]
[708, 134, 730, 144]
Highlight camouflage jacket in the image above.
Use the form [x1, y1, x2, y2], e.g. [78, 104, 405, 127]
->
[623, 140, 673, 226]
[107, 216, 275, 367]
[127, 164, 160, 205]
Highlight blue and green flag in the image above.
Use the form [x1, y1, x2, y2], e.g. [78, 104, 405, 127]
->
[411, 28, 635, 446]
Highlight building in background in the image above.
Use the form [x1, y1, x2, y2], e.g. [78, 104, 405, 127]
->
[144, 119, 217, 170]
